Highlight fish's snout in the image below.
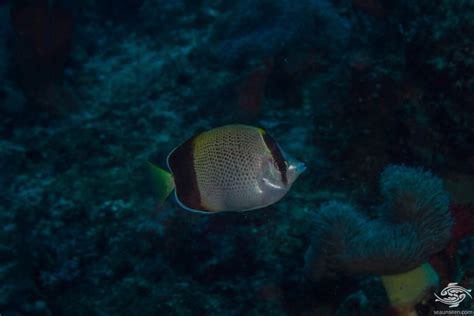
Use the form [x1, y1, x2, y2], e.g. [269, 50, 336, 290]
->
[293, 161, 306, 175]
[288, 159, 306, 174]
[286, 159, 306, 185]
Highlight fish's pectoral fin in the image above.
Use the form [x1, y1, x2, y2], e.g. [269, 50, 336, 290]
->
[147, 161, 175, 205]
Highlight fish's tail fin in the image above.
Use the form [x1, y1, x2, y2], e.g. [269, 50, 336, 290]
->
[147, 162, 175, 204]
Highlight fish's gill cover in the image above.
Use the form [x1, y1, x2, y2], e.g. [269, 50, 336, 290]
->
[192, 125, 266, 212]
[305, 165, 452, 279]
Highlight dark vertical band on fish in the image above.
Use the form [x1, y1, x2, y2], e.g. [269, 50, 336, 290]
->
[167, 138, 206, 211]
[262, 132, 288, 185]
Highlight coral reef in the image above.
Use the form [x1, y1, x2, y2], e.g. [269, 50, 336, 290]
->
[312, 0, 474, 187]
[211, 0, 350, 67]
[0, 0, 472, 315]
[305, 165, 452, 279]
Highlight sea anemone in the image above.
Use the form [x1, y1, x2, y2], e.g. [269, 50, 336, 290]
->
[305, 165, 453, 315]
[305, 165, 452, 279]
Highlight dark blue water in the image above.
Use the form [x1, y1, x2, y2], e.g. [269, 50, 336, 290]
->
[1, 0, 473, 315]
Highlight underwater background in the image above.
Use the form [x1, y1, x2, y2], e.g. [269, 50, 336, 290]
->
[1, 0, 473, 315]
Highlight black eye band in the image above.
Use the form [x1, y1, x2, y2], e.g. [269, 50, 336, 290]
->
[262, 133, 288, 185]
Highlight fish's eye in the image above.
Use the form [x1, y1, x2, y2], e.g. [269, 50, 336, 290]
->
[273, 160, 289, 170]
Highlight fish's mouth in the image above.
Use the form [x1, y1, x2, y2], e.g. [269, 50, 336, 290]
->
[289, 160, 306, 175]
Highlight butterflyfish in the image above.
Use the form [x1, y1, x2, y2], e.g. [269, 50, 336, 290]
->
[149, 124, 305, 213]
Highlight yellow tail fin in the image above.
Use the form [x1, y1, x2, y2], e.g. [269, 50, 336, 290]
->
[147, 162, 175, 204]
